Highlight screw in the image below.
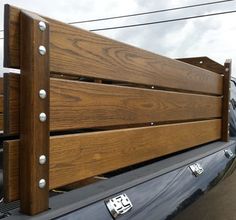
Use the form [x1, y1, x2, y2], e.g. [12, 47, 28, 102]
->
[39, 21, 46, 31]
[39, 112, 47, 122]
[39, 46, 46, 55]
[39, 155, 46, 165]
[151, 86, 154, 89]
[199, 61, 203, 64]
[39, 89, 47, 99]
[38, 179, 46, 189]
[150, 122, 154, 126]
[225, 68, 229, 72]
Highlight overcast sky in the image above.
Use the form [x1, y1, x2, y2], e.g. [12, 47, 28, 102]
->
[0, 0, 236, 76]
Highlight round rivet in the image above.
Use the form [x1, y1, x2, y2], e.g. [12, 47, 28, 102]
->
[39, 46, 46, 55]
[151, 86, 155, 89]
[39, 89, 47, 99]
[199, 61, 203, 64]
[39, 21, 46, 31]
[39, 112, 47, 122]
[150, 122, 154, 126]
[38, 179, 46, 189]
[225, 68, 229, 72]
[39, 155, 46, 165]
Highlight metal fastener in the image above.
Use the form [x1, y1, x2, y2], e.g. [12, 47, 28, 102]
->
[39, 21, 46, 31]
[224, 149, 234, 159]
[39, 89, 47, 99]
[199, 60, 203, 64]
[39, 112, 47, 122]
[38, 179, 46, 189]
[189, 163, 204, 176]
[225, 68, 229, 72]
[151, 86, 155, 89]
[150, 122, 154, 126]
[39, 155, 46, 165]
[39, 46, 46, 55]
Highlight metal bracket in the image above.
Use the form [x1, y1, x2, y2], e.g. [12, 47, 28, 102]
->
[105, 193, 133, 219]
[189, 163, 204, 176]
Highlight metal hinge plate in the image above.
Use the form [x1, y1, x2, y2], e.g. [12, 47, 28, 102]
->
[105, 193, 133, 218]
[189, 163, 204, 176]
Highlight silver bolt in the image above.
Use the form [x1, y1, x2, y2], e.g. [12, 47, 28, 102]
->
[39, 21, 46, 31]
[150, 122, 154, 126]
[39, 89, 47, 99]
[199, 61, 203, 64]
[39, 155, 46, 165]
[39, 46, 46, 55]
[225, 68, 229, 72]
[38, 179, 46, 189]
[151, 86, 155, 89]
[39, 112, 47, 122]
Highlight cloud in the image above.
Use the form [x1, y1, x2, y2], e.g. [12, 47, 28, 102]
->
[0, 0, 235, 76]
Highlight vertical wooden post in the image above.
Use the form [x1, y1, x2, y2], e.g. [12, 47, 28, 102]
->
[221, 59, 232, 141]
[20, 10, 50, 215]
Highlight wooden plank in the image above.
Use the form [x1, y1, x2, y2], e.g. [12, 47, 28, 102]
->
[0, 114, 3, 130]
[4, 73, 222, 135]
[19, 11, 49, 214]
[177, 57, 225, 74]
[0, 95, 3, 113]
[3, 119, 221, 202]
[4, 5, 223, 95]
[0, 78, 3, 94]
[221, 59, 232, 141]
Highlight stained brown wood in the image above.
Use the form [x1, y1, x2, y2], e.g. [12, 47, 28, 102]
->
[4, 5, 223, 95]
[221, 59, 231, 141]
[3, 119, 221, 202]
[0, 114, 3, 130]
[4, 73, 222, 135]
[0, 95, 3, 113]
[0, 78, 3, 94]
[177, 57, 225, 74]
[19, 11, 49, 214]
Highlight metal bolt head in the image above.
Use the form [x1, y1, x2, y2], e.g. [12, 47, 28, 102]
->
[151, 86, 155, 89]
[39, 155, 46, 165]
[150, 122, 154, 126]
[39, 89, 47, 99]
[39, 45, 46, 55]
[38, 179, 46, 189]
[199, 60, 203, 64]
[39, 21, 46, 31]
[225, 68, 229, 72]
[39, 112, 47, 122]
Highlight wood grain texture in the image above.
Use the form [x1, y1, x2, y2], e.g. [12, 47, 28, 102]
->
[221, 59, 231, 141]
[4, 73, 222, 135]
[0, 114, 3, 130]
[4, 5, 223, 95]
[0, 95, 3, 113]
[177, 57, 225, 74]
[19, 11, 49, 214]
[0, 78, 3, 94]
[3, 119, 221, 202]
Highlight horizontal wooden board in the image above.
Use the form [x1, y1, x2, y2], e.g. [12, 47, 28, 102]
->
[0, 114, 3, 130]
[0, 78, 3, 94]
[3, 119, 221, 201]
[177, 57, 225, 74]
[0, 95, 3, 113]
[4, 5, 223, 95]
[4, 73, 222, 135]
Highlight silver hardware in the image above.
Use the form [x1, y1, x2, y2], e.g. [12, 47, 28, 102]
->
[39, 112, 47, 122]
[39, 155, 46, 165]
[189, 163, 204, 176]
[151, 86, 155, 89]
[38, 179, 46, 189]
[199, 60, 203, 64]
[105, 194, 133, 218]
[39, 21, 46, 31]
[224, 149, 234, 159]
[150, 122, 154, 126]
[39, 46, 46, 55]
[225, 68, 229, 72]
[39, 89, 47, 99]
